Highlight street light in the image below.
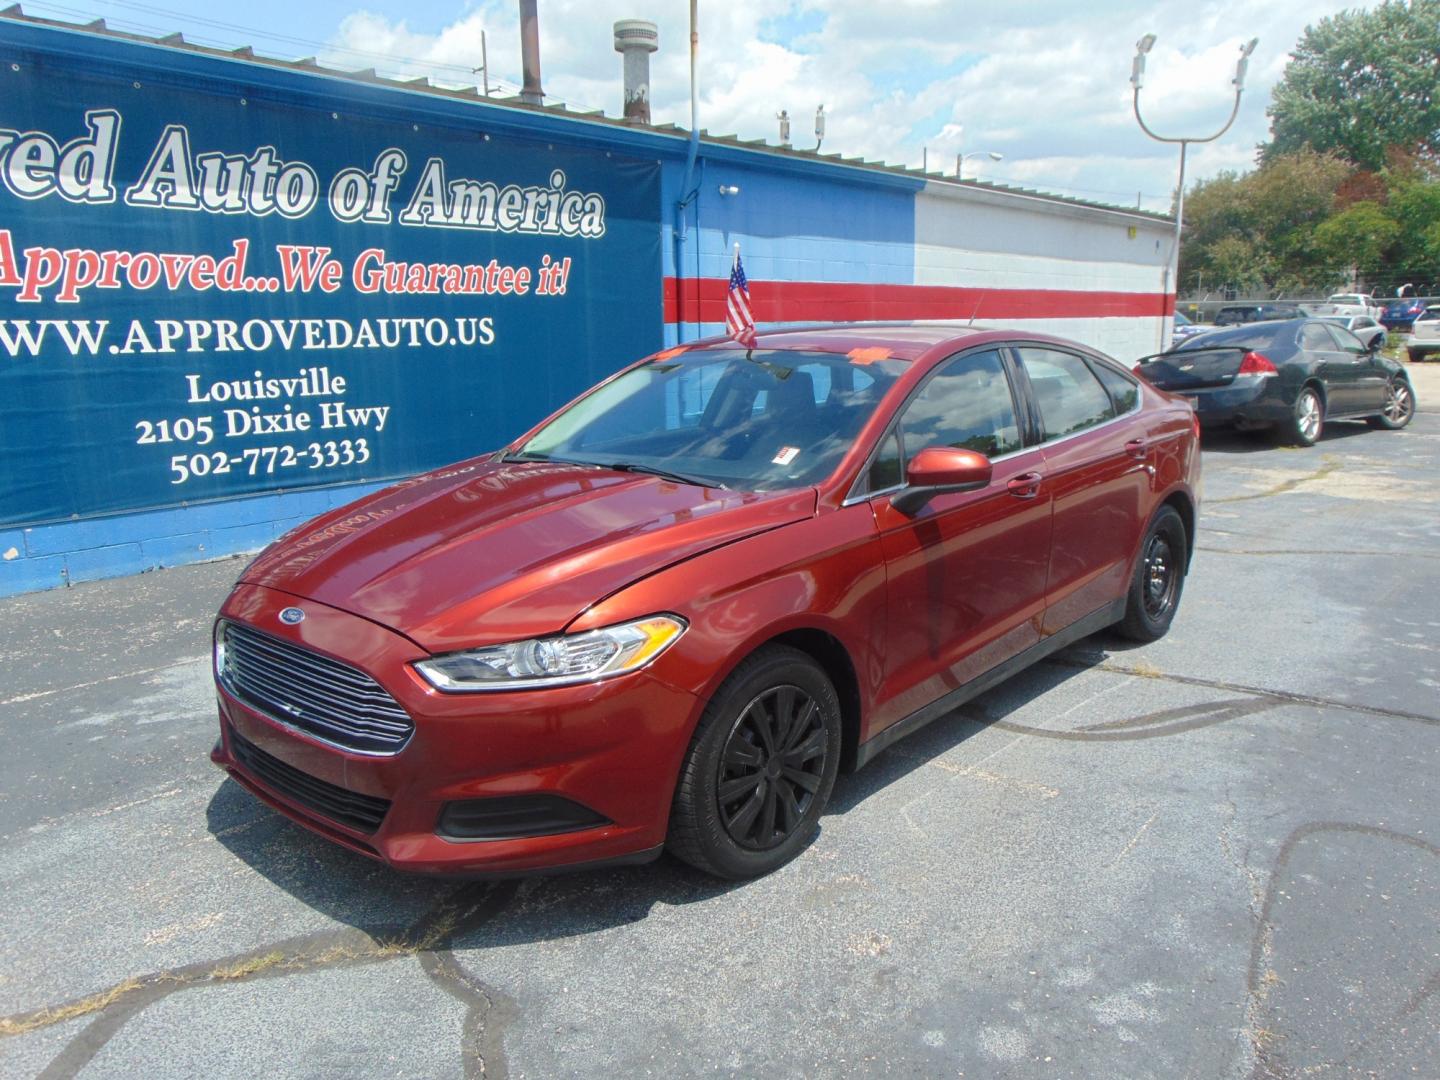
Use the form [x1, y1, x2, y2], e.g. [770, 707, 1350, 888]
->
[957, 150, 1003, 179]
[1131, 34, 1258, 350]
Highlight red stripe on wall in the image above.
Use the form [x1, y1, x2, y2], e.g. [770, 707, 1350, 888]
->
[662, 277, 1174, 325]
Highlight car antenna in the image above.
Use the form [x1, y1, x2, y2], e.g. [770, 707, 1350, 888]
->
[967, 293, 987, 326]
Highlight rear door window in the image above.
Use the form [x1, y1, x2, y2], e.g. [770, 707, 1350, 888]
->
[1300, 323, 1336, 351]
[1018, 348, 1116, 440]
[1087, 360, 1140, 414]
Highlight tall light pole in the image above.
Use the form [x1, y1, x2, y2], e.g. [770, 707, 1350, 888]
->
[1131, 34, 1257, 349]
[957, 150, 1002, 179]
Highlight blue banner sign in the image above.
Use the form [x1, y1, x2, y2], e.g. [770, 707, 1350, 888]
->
[0, 25, 662, 527]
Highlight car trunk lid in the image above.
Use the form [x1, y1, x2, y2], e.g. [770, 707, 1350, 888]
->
[1135, 347, 1249, 391]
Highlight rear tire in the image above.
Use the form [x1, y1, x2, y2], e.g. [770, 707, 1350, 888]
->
[667, 645, 842, 879]
[1409, 348, 1424, 363]
[1278, 385, 1324, 446]
[1367, 377, 1415, 430]
[1117, 506, 1187, 643]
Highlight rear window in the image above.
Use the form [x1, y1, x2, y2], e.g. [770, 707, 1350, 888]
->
[1175, 323, 1283, 351]
[1419, 308, 1440, 323]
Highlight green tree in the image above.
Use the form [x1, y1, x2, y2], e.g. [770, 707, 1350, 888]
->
[1203, 235, 1270, 291]
[1179, 150, 1351, 292]
[1265, 0, 1440, 170]
[1385, 176, 1440, 276]
[1312, 202, 1401, 281]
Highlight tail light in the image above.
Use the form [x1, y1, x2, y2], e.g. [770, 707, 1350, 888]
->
[1192, 410, 1201, 440]
[1238, 351, 1277, 376]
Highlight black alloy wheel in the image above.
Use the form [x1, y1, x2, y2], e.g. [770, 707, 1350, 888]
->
[1118, 505, 1188, 642]
[668, 645, 842, 879]
[1140, 531, 1180, 622]
[717, 685, 827, 850]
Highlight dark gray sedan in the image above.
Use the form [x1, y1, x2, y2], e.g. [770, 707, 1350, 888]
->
[1135, 319, 1416, 446]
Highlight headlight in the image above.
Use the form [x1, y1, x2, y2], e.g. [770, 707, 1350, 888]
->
[412, 615, 687, 692]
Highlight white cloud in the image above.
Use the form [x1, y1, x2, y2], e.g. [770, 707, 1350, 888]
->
[319, 0, 1356, 211]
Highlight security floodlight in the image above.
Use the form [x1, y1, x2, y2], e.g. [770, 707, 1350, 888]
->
[1234, 37, 1259, 89]
[717, 184, 740, 196]
[957, 150, 1003, 179]
[1131, 33, 1156, 88]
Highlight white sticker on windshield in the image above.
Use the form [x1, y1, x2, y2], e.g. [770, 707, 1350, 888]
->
[772, 447, 800, 466]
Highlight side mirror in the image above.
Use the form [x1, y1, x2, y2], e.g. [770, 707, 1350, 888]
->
[890, 446, 993, 515]
[1366, 336, 1381, 354]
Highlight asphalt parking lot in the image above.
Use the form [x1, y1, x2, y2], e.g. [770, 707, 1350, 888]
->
[2, 364, 1437, 1079]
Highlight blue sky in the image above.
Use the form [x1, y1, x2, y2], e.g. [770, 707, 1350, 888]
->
[14, 0, 1361, 213]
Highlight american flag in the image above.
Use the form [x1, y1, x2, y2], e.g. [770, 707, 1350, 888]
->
[726, 245, 756, 341]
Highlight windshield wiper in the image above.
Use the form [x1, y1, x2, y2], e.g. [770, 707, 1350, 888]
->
[605, 461, 728, 489]
[498, 451, 598, 468]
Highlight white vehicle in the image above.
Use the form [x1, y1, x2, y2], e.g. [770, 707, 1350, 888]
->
[1409, 306, 1440, 363]
[1310, 293, 1382, 318]
[1316, 314, 1387, 350]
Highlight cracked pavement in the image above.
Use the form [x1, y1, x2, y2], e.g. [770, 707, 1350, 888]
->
[2, 365, 1437, 1078]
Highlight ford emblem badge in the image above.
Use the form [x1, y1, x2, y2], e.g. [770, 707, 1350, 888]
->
[279, 607, 306, 625]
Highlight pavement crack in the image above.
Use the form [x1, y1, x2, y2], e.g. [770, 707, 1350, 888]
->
[1197, 545, 1438, 560]
[1046, 656, 1440, 726]
[1210, 456, 1340, 505]
[3, 882, 522, 1079]
[1243, 823, 1440, 1079]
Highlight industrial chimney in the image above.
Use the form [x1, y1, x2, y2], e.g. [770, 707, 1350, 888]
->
[613, 19, 659, 124]
[519, 0, 544, 105]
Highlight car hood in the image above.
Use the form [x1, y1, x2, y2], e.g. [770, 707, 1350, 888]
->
[241, 457, 816, 652]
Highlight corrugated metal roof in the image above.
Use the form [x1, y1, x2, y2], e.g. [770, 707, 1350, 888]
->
[0, 4, 1171, 223]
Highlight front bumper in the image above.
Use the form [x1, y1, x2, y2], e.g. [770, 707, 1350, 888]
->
[1174, 377, 1290, 430]
[210, 583, 700, 875]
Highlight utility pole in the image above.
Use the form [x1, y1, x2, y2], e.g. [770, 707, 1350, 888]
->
[1131, 34, 1257, 351]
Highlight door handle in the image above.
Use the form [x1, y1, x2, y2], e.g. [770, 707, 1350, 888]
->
[1007, 472, 1043, 498]
[1125, 438, 1148, 460]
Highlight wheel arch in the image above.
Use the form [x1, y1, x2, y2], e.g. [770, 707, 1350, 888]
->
[1160, 489, 1197, 571]
[766, 628, 864, 774]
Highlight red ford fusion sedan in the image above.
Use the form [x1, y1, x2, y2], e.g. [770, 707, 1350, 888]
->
[211, 325, 1200, 879]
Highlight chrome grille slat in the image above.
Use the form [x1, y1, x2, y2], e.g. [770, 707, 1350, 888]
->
[231, 631, 390, 693]
[227, 666, 409, 738]
[228, 652, 410, 721]
[221, 621, 414, 755]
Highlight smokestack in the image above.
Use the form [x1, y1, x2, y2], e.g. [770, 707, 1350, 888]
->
[613, 19, 659, 124]
[518, 0, 544, 105]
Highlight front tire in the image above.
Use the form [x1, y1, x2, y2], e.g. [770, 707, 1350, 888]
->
[1279, 385, 1324, 446]
[1117, 506, 1188, 643]
[667, 645, 842, 879]
[1367, 377, 1415, 430]
[1408, 348, 1425, 363]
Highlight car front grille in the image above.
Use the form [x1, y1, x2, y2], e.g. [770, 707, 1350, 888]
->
[218, 620, 414, 755]
[228, 726, 391, 834]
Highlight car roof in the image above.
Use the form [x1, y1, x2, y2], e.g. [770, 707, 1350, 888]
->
[681, 322, 1095, 362]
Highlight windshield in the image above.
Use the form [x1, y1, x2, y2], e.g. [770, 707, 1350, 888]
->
[517, 348, 907, 491]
